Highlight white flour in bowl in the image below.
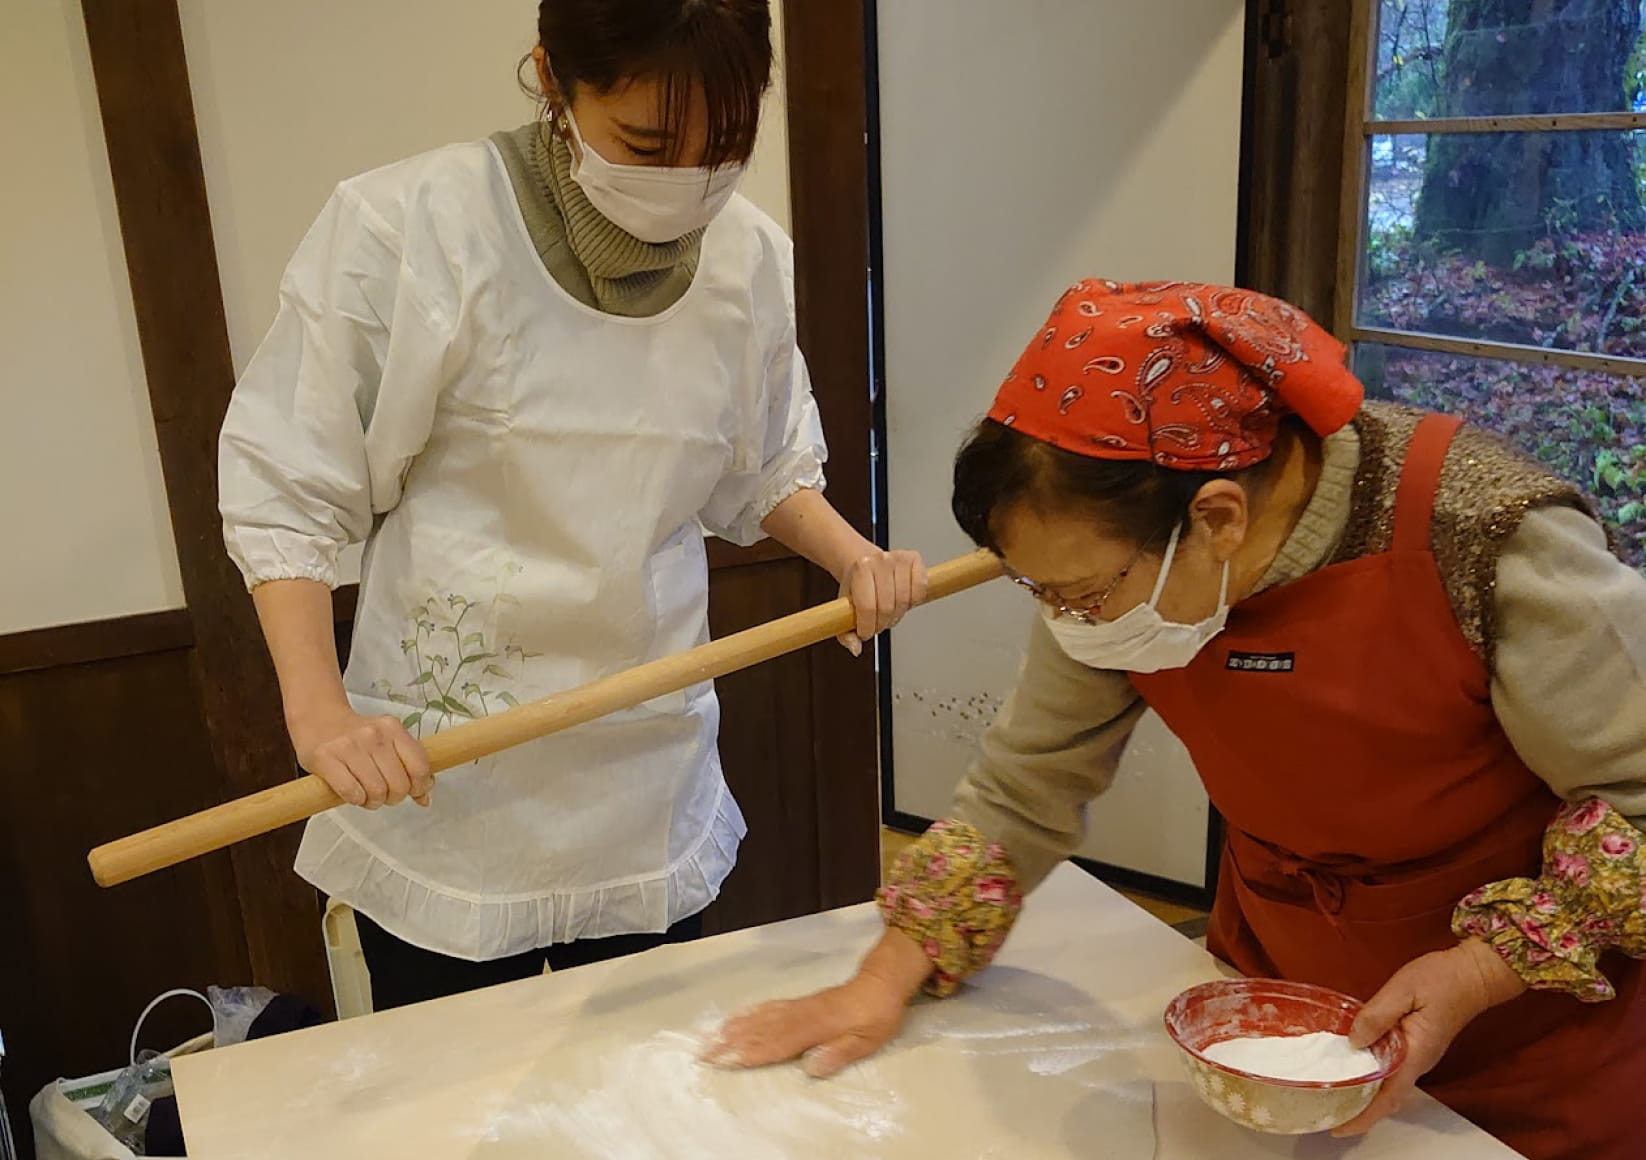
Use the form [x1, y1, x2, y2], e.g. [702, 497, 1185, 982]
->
[1201, 1032, 1379, 1083]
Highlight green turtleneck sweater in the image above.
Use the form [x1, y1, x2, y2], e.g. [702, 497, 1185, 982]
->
[489, 121, 703, 318]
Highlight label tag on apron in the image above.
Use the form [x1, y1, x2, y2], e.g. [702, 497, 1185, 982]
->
[1225, 650, 1295, 672]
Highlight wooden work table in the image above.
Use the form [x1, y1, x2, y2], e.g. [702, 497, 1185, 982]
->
[175, 865, 1523, 1158]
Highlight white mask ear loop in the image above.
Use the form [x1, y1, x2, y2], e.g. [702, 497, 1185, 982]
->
[563, 106, 590, 162]
[1145, 524, 1183, 607]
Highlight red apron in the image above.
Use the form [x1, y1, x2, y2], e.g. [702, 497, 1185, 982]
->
[1130, 413, 1646, 1160]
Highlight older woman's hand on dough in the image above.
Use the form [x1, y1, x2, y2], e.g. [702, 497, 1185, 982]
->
[702, 929, 932, 1076]
[1333, 939, 1527, 1137]
[701, 976, 907, 1078]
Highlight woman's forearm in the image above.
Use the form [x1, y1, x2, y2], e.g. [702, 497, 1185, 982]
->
[760, 487, 876, 581]
[251, 578, 352, 724]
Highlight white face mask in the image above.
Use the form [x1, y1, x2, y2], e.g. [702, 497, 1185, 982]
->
[563, 108, 744, 244]
[1041, 524, 1230, 673]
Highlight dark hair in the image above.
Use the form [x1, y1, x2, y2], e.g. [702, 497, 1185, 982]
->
[952, 420, 1263, 553]
[530, 0, 771, 168]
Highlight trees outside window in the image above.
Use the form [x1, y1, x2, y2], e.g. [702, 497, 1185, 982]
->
[1348, 0, 1646, 569]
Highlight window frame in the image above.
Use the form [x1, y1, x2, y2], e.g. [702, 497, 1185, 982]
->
[1335, 0, 1646, 379]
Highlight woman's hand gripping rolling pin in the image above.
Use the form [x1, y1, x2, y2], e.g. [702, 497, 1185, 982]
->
[759, 487, 927, 656]
[253, 578, 434, 810]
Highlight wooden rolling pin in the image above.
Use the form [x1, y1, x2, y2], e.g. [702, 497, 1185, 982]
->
[89, 549, 1002, 887]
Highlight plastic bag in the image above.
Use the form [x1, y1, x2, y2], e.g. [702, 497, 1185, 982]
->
[31, 989, 211, 1160]
[203, 987, 276, 1050]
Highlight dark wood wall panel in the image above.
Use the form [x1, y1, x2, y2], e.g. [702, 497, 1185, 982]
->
[0, 647, 255, 1150]
[703, 558, 822, 935]
[782, 0, 883, 911]
[0, 610, 191, 677]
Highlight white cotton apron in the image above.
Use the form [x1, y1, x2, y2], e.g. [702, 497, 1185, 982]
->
[295, 148, 776, 961]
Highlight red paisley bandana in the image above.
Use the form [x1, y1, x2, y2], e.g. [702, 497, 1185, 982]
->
[987, 280, 1363, 470]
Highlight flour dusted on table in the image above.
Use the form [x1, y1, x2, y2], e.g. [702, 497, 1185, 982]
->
[474, 1015, 904, 1160]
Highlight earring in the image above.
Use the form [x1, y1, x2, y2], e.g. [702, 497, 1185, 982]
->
[545, 103, 571, 141]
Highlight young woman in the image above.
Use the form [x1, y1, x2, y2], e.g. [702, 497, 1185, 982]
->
[710, 281, 1646, 1160]
[218, 0, 924, 1010]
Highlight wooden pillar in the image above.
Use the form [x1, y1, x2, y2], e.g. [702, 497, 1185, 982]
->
[79, 0, 332, 1006]
[781, 0, 884, 907]
[1239, 0, 1355, 320]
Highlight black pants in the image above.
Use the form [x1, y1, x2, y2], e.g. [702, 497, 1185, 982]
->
[354, 910, 705, 1011]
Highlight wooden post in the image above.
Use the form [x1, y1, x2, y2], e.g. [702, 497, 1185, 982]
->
[781, 0, 884, 908]
[1238, 0, 1356, 322]
[79, 0, 332, 1006]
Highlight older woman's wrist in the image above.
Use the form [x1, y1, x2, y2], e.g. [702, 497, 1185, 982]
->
[1455, 937, 1529, 1011]
[857, 928, 934, 1003]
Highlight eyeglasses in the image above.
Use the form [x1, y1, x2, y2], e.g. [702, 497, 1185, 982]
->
[1002, 533, 1163, 625]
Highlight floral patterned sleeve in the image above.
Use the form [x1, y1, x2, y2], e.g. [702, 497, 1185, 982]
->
[1453, 797, 1646, 1001]
[876, 819, 1024, 998]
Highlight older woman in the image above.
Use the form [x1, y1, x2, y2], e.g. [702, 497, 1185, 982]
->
[708, 281, 1646, 1160]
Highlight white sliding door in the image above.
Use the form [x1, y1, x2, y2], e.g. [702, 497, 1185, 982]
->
[877, 0, 1245, 891]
